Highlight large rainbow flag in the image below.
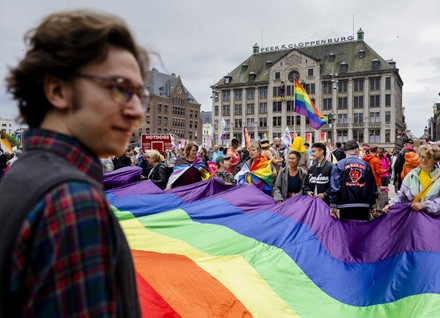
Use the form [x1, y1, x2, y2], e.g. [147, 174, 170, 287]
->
[294, 79, 327, 130]
[106, 174, 440, 317]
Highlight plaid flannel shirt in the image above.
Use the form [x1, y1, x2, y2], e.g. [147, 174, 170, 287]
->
[10, 129, 119, 317]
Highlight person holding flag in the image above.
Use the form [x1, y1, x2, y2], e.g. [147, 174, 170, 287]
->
[234, 141, 274, 196]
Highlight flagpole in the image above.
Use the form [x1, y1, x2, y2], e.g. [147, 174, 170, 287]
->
[293, 78, 296, 138]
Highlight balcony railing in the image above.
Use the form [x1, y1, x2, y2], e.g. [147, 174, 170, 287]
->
[352, 122, 364, 127]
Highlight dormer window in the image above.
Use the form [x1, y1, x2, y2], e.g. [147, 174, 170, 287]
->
[241, 64, 248, 72]
[224, 75, 232, 84]
[358, 49, 365, 59]
[249, 72, 256, 82]
[339, 62, 348, 73]
[371, 59, 380, 70]
[329, 53, 335, 62]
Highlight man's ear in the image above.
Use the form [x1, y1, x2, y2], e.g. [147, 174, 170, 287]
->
[44, 75, 71, 110]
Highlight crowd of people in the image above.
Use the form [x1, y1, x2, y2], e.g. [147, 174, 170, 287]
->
[102, 135, 440, 221]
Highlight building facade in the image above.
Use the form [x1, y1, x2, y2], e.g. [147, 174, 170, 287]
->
[211, 29, 405, 150]
[201, 111, 213, 149]
[0, 118, 13, 135]
[134, 68, 202, 146]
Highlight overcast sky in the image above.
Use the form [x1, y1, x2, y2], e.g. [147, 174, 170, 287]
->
[1, 0, 439, 137]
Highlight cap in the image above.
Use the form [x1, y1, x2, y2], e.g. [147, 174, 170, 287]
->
[404, 138, 414, 144]
[215, 154, 230, 165]
[344, 140, 359, 151]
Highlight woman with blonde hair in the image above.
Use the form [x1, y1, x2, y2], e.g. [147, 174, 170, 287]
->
[235, 142, 274, 195]
[142, 149, 169, 190]
[383, 145, 440, 214]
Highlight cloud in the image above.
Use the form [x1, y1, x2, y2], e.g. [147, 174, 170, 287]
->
[1, 0, 439, 137]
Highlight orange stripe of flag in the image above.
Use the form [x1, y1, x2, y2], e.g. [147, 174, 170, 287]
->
[132, 250, 251, 317]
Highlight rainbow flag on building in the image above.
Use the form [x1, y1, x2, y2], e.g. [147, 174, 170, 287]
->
[106, 173, 440, 317]
[294, 79, 327, 130]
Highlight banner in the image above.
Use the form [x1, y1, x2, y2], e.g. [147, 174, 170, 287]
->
[281, 127, 292, 146]
[243, 127, 250, 148]
[320, 131, 327, 142]
[305, 132, 312, 144]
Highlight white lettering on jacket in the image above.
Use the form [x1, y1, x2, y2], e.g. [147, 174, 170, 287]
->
[309, 174, 329, 184]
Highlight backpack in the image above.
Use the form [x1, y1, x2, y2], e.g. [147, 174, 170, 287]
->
[401, 151, 420, 180]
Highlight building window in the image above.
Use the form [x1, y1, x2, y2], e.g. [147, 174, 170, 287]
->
[385, 94, 391, 107]
[189, 110, 193, 118]
[369, 111, 380, 123]
[235, 118, 242, 128]
[308, 68, 314, 76]
[259, 117, 267, 127]
[272, 101, 282, 112]
[385, 77, 391, 90]
[158, 104, 162, 113]
[369, 95, 380, 108]
[259, 102, 267, 114]
[385, 111, 391, 123]
[353, 129, 364, 143]
[215, 106, 219, 116]
[369, 129, 381, 143]
[354, 112, 363, 123]
[353, 96, 364, 108]
[287, 100, 295, 111]
[385, 129, 391, 142]
[338, 113, 348, 124]
[164, 105, 168, 114]
[337, 130, 348, 142]
[189, 121, 192, 128]
[369, 77, 381, 91]
[323, 98, 332, 110]
[222, 105, 230, 116]
[305, 83, 316, 94]
[194, 111, 198, 118]
[275, 72, 281, 80]
[246, 103, 255, 115]
[234, 104, 242, 115]
[158, 128, 162, 133]
[234, 90, 242, 101]
[158, 116, 162, 125]
[339, 80, 348, 93]
[222, 91, 230, 101]
[259, 87, 268, 99]
[323, 82, 332, 94]
[247, 88, 255, 100]
[273, 116, 282, 127]
[353, 79, 364, 92]
[338, 97, 348, 109]
[146, 116, 150, 124]
[246, 118, 254, 128]
[287, 115, 300, 126]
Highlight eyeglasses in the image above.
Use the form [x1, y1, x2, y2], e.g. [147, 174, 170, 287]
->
[75, 73, 149, 111]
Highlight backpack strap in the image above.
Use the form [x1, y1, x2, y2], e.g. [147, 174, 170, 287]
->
[412, 170, 440, 203]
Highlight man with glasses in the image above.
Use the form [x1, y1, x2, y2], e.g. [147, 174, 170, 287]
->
[0, 10, 147, 317]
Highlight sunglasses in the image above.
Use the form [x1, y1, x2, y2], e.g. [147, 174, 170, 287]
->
[76, 73, 149, 111]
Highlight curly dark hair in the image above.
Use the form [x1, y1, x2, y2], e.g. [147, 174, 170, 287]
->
[6, 10, 149, 127]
